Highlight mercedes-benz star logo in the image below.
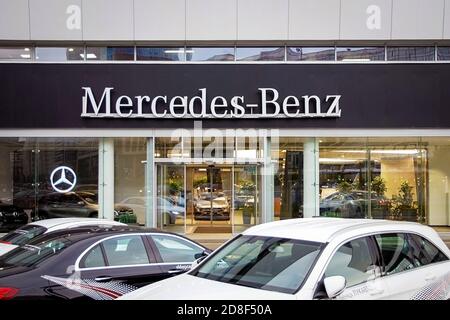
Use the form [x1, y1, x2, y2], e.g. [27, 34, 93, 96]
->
[50, 166, 77, 193]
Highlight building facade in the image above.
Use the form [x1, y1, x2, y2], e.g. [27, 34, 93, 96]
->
[1, 0, 450, 236]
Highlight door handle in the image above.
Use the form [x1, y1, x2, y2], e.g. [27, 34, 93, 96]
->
[94, 276, 113, 282]
[167, 269, 185, 274]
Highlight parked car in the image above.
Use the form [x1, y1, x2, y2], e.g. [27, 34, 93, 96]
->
[0, 226, 210, 300]
[119, 218, 450, 300]
[0, 201, 28, 232]
[35, 191, 135, 222]
[194, 192, 230, 221]
[0, 218, 126, 256]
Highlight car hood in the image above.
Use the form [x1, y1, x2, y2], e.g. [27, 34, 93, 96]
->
[118, 274, 295, 300]
[0, 243, 18, 256]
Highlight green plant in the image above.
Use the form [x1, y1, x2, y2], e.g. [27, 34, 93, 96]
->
[239, 179, 256, 193]
[193, 176, 208, 188]
[337, 180, 353, 193]
[371, 176, 387, 197]
[391, 180, 417, 221]
[168, 178, 183, 193]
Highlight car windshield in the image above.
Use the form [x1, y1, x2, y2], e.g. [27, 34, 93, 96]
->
[0, 236, 73, 267]
[0, 225, 47, 246]
[191, 235, 323, 294]
[78, 192, 98, 204]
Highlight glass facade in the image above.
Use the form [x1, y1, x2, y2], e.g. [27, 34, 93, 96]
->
[186, 47, 235, 61]
[35, 47, 84, 61]
[336, 47, 385, 61]
[387, 47, 435, 61]
[0, 136, 448, 234]
[287, 47, 335, 61]
[236, 47, 285, 61]
[86, 47, 134, 61]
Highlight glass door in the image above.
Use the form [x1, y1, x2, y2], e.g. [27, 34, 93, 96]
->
[187, 165, 232, 233]
[156, 164, 185, 233]
[233, 165, 260, 233]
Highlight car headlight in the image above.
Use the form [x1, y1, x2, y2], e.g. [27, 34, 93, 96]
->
[170, 211, 181, 215]
[114, 210, 119, 217]
[0, 212, 3, 217]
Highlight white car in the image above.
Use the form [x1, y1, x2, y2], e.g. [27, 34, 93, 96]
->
[0, 218, 126, 256]
[119, 218, 450, 300]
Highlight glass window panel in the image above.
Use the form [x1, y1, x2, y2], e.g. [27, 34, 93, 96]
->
[85, 47, 134, 61]
[136, 47, 185, 61]
[186, 47, 234, 61]
[151, 234, 203, 263]
[114, 138, 146, 225]
[81, 244, 106, 268]
[375, 233, 419, 275]
[325, 237, 380, 287]
[102, 235, 149, 266]
[387, 47, 435, 61]
[0, 47, 32, 60]
[236, 47, 285, 61]
[287, 47, 335, 61]
[336, 47, 385, 61]
[437, 47, 450, 61]
[155, 137, 184, 159]
[274, 138, 305, 220]
[35, 47, 84, 61]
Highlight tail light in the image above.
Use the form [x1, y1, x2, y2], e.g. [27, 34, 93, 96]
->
[0, 287, 19, 300]
[0, 241, 11, 244]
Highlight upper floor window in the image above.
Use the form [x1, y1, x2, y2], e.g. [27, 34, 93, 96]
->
[0, 47, 31, 60]
[136, 47, 185, 61]
[336, 47, 385, 61]
[35, 47, 84, 61]
[287, 47, 335, 61]
[236, 47, 285, 61]
[437, 47, 450, 61]
[86, 47, 134, 61]
[387, 47, 435, 61]
[186, 47, 235, 61]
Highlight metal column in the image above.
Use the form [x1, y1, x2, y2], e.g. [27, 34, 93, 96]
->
[303, 138, 319, 218]
[146, 137, 155, 228]
[98, 138, 115, 220]
[262, 136, 274, 223]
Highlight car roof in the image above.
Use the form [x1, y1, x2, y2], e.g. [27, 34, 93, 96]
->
[242, 218, 443, 245]
[26, 225, 207, 249]
[28, 218, 125, 230]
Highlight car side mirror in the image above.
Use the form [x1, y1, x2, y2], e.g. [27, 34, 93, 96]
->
[323, 276, 346, 299]
[194, 249, 211, 262]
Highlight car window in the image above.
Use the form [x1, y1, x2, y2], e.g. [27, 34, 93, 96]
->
[375, 233, 422, 275]
[81, 244, 106, 268]
[192, 235, 323, 294]
[102, 235, 149, 266]
[0, 225, 47, 246]
[151, 235, 203, 263]
[325, 237, 379, 287]
[409, 234, 449, 265]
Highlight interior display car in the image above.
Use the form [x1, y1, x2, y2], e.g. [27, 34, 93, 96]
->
[0, 218, 125, 256]
[320, 191, 390, 218]
[0, 201, 28, 232]
[0, 226, 209, 300]
[34, 191, 135, 222]
[119, 218, 450, 300]
[193, 192, 230, 221]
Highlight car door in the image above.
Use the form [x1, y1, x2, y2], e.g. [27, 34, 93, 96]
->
[317, 236, 389, 300]
[76, 234, 165, 300]
[148, 233, 206, 277]
[375, 233, 450, 300]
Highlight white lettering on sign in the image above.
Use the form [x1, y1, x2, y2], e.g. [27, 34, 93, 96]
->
[80, 87, 342, 119]
[66, 5, 81, 30]
[366, 5, 381, 30]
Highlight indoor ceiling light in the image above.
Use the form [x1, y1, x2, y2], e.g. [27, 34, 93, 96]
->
[342, 58, 371, 62]
[20, 54, 30, 59]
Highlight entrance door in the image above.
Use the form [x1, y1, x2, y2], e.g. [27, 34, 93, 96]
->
[187, 166, 232, 233]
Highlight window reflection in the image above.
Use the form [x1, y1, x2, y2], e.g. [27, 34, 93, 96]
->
[437, 47, 450, 61]
[387, 47, 435, 61]
[85, 47, 134, 61]
[137, 47, 185, 61]
[336, 47, 385, 61]
[236, 47, 285, 61]
[35, 47, 84, 61]
[0, 47, 32, 60]
[287, 47, 335, 61]
[186, 47, 235, 61]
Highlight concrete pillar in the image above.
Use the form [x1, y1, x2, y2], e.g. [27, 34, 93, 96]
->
[262, 136, 274, 223]
[98, 138, 114, 220]
[145, 137, 156, 228]
[303, 138, 319, 218]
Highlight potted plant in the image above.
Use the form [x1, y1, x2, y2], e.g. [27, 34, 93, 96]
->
[371, 176, 388, 219]
[392, 180, 417, 222]
[240, 180, 256, 225]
